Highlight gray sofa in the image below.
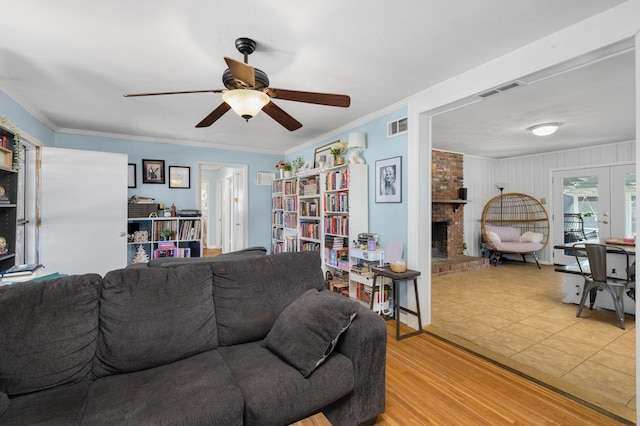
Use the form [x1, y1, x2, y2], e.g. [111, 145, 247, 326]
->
[0, 251, 387, 425]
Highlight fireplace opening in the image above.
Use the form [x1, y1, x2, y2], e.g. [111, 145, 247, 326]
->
[432, 221, 449, 258]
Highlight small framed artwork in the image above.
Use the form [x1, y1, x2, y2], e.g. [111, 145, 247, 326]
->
[314, 141, 337, 168]
[375, 156, 402, 203]
[142, 159, 165, 184]
[169, 166, 190, 189]
[128, 163, 136, 188]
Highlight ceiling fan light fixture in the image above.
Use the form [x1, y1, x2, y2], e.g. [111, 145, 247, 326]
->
[528, 122, 561, 137]
[222, 89, 270, 121]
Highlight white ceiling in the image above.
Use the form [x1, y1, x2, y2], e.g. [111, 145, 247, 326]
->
[0, 0, 632, 156]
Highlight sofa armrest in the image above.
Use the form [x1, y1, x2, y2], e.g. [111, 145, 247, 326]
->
[323, 304, 387, 425]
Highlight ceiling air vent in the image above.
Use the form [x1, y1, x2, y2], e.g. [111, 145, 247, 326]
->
[476, 80, 525, 99]
[387, 117, 408, 137]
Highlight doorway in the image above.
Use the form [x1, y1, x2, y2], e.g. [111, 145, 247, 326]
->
[553, 164, 636, 264]
[197, 162, 248, 254]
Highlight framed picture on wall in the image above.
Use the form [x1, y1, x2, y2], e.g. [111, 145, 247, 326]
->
[142, 159, 165, 184]
[128, 163, 136, 188]
[375, 156, 401, 203]
[168, 166, 190, 189]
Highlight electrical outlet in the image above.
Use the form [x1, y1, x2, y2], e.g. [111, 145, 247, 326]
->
[463, 243, 467, 249]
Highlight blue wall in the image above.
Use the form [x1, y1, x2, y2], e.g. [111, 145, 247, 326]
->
[2, 91, 408, 257]
[287, 107, 409, 255]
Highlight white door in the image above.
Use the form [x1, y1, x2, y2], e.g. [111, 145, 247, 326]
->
[40, 147, 127, 275]
[553, 165, 635, 264]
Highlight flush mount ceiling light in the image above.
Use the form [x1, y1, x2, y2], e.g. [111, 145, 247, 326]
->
[528, 122, 561, 137]
[222, 89, 270, 121]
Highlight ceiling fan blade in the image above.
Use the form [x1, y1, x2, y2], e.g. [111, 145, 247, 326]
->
[224, 56, 255, 87]
[195, 103, 231, 128]
[124, 89, 224, 97]
[268, 88, 350, 108]
[262, 101, 302, 131]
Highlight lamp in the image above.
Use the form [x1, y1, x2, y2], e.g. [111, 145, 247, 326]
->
[222, 89, 270, 121]
[347, 132, 367, 164]
[528, 122, 560, 136]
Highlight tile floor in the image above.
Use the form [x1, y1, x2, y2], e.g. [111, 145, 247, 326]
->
[430, 261, 636, 420]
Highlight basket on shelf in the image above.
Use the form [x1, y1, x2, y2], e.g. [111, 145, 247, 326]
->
[128, 203, 157, 218]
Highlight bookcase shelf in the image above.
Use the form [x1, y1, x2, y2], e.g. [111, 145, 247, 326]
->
[270, 163, 368, 290]
[0, 125, 18, 272]
[127, 217, 203, 264]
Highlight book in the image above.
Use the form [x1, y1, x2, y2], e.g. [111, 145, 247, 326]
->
[1, 263, 45, 277]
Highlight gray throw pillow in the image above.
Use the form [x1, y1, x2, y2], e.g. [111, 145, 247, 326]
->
[263, 289, 358, 377]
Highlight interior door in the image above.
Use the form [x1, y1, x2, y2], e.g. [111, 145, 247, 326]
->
[40, 147, 127, 275]
[553, 165, 635, 264]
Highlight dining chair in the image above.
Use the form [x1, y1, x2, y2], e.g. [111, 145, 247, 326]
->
[573, 243, 634, 329]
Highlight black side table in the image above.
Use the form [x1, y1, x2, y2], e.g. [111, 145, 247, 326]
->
[371, 266, 424, 340]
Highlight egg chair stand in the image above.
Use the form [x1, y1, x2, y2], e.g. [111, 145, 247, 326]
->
[481, 193, 550, 269]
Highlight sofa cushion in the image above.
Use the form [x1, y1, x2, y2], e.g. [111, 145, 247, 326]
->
[94, 264, 217, 377]
[211, 251, 326, 346]
[0, 391, 8, 417]
[145, 246, 267, 268]
[0, 381, 91, 425]
[0, 274, 101, 396]
[520, 231, 544, 243]
[85, 350, 243, 425]
[486, 225, 521, 242]
[219, 341, 355, 426]
[264, 289, 358, 377]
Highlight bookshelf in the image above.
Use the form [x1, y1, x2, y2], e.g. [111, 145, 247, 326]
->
[269, 164, 368, 292]
[0, 125, 18, 272]
[126, 217, 202, 264]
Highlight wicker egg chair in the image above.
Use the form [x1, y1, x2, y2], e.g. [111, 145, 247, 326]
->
[481, 192, 550, 268]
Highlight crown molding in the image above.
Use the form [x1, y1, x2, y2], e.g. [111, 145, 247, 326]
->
[0, 77, 59, 132]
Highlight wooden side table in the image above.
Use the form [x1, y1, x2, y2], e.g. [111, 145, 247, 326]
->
[371, 266, 424, 340]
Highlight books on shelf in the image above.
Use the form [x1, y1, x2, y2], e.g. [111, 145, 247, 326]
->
[0, 264, 47, 283]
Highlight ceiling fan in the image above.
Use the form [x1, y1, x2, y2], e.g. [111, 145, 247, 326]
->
[124, 37, 351, 131]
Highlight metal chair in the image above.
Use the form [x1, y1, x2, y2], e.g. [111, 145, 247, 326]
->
[573, 243, 633, 329]
[563, 213, 587, 243]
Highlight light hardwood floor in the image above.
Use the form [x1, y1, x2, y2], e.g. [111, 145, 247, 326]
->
[377, 320, 628, 425]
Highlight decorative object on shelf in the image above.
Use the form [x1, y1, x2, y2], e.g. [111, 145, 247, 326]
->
[131, 244, 149, 264]
[317, 155, 327, 169]
[347, 132, 366, 164]
[291, 155, 304, 174]
[458, 187, 467, 200]
[142, 159, 165, 184]
[128, 164, 136, 188]
[314, 142, 336, 168]
[159, 229, 172, 241]
[275, 160, 286, 179]
[0, 236, 6, 255]
[0, 185, 9, 203]
[375, 156, 402, 203]
[169, 166, 191, 189]
[0, 115, 23, 171]
[170, 203, 177, 217]
[283, 162, 293, 178]
[330, 141, 348, 166]
[133, 230, 149, 242]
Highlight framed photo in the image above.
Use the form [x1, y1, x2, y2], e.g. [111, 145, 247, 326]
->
[169, 166, 190, 189]
[128, 163, 136, 188]
[375, 156, 402, 203]
[142, 159, 165, 184]
[314, 141, 338, 168]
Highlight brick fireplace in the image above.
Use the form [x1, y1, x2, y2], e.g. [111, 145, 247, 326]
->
[432, 151, 464, 258]
[431, 150, 489, 275]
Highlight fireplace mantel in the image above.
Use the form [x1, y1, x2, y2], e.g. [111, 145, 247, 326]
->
[432, 199, 468, 212]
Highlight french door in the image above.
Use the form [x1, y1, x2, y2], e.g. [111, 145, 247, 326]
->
[553, 164, 635, 264]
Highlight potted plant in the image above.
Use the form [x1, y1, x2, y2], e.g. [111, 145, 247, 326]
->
[159, 229, 172, 241]
[291, 155, 304, 174]
[283, 162, 293, 178]
[330, 141, 348, 166]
